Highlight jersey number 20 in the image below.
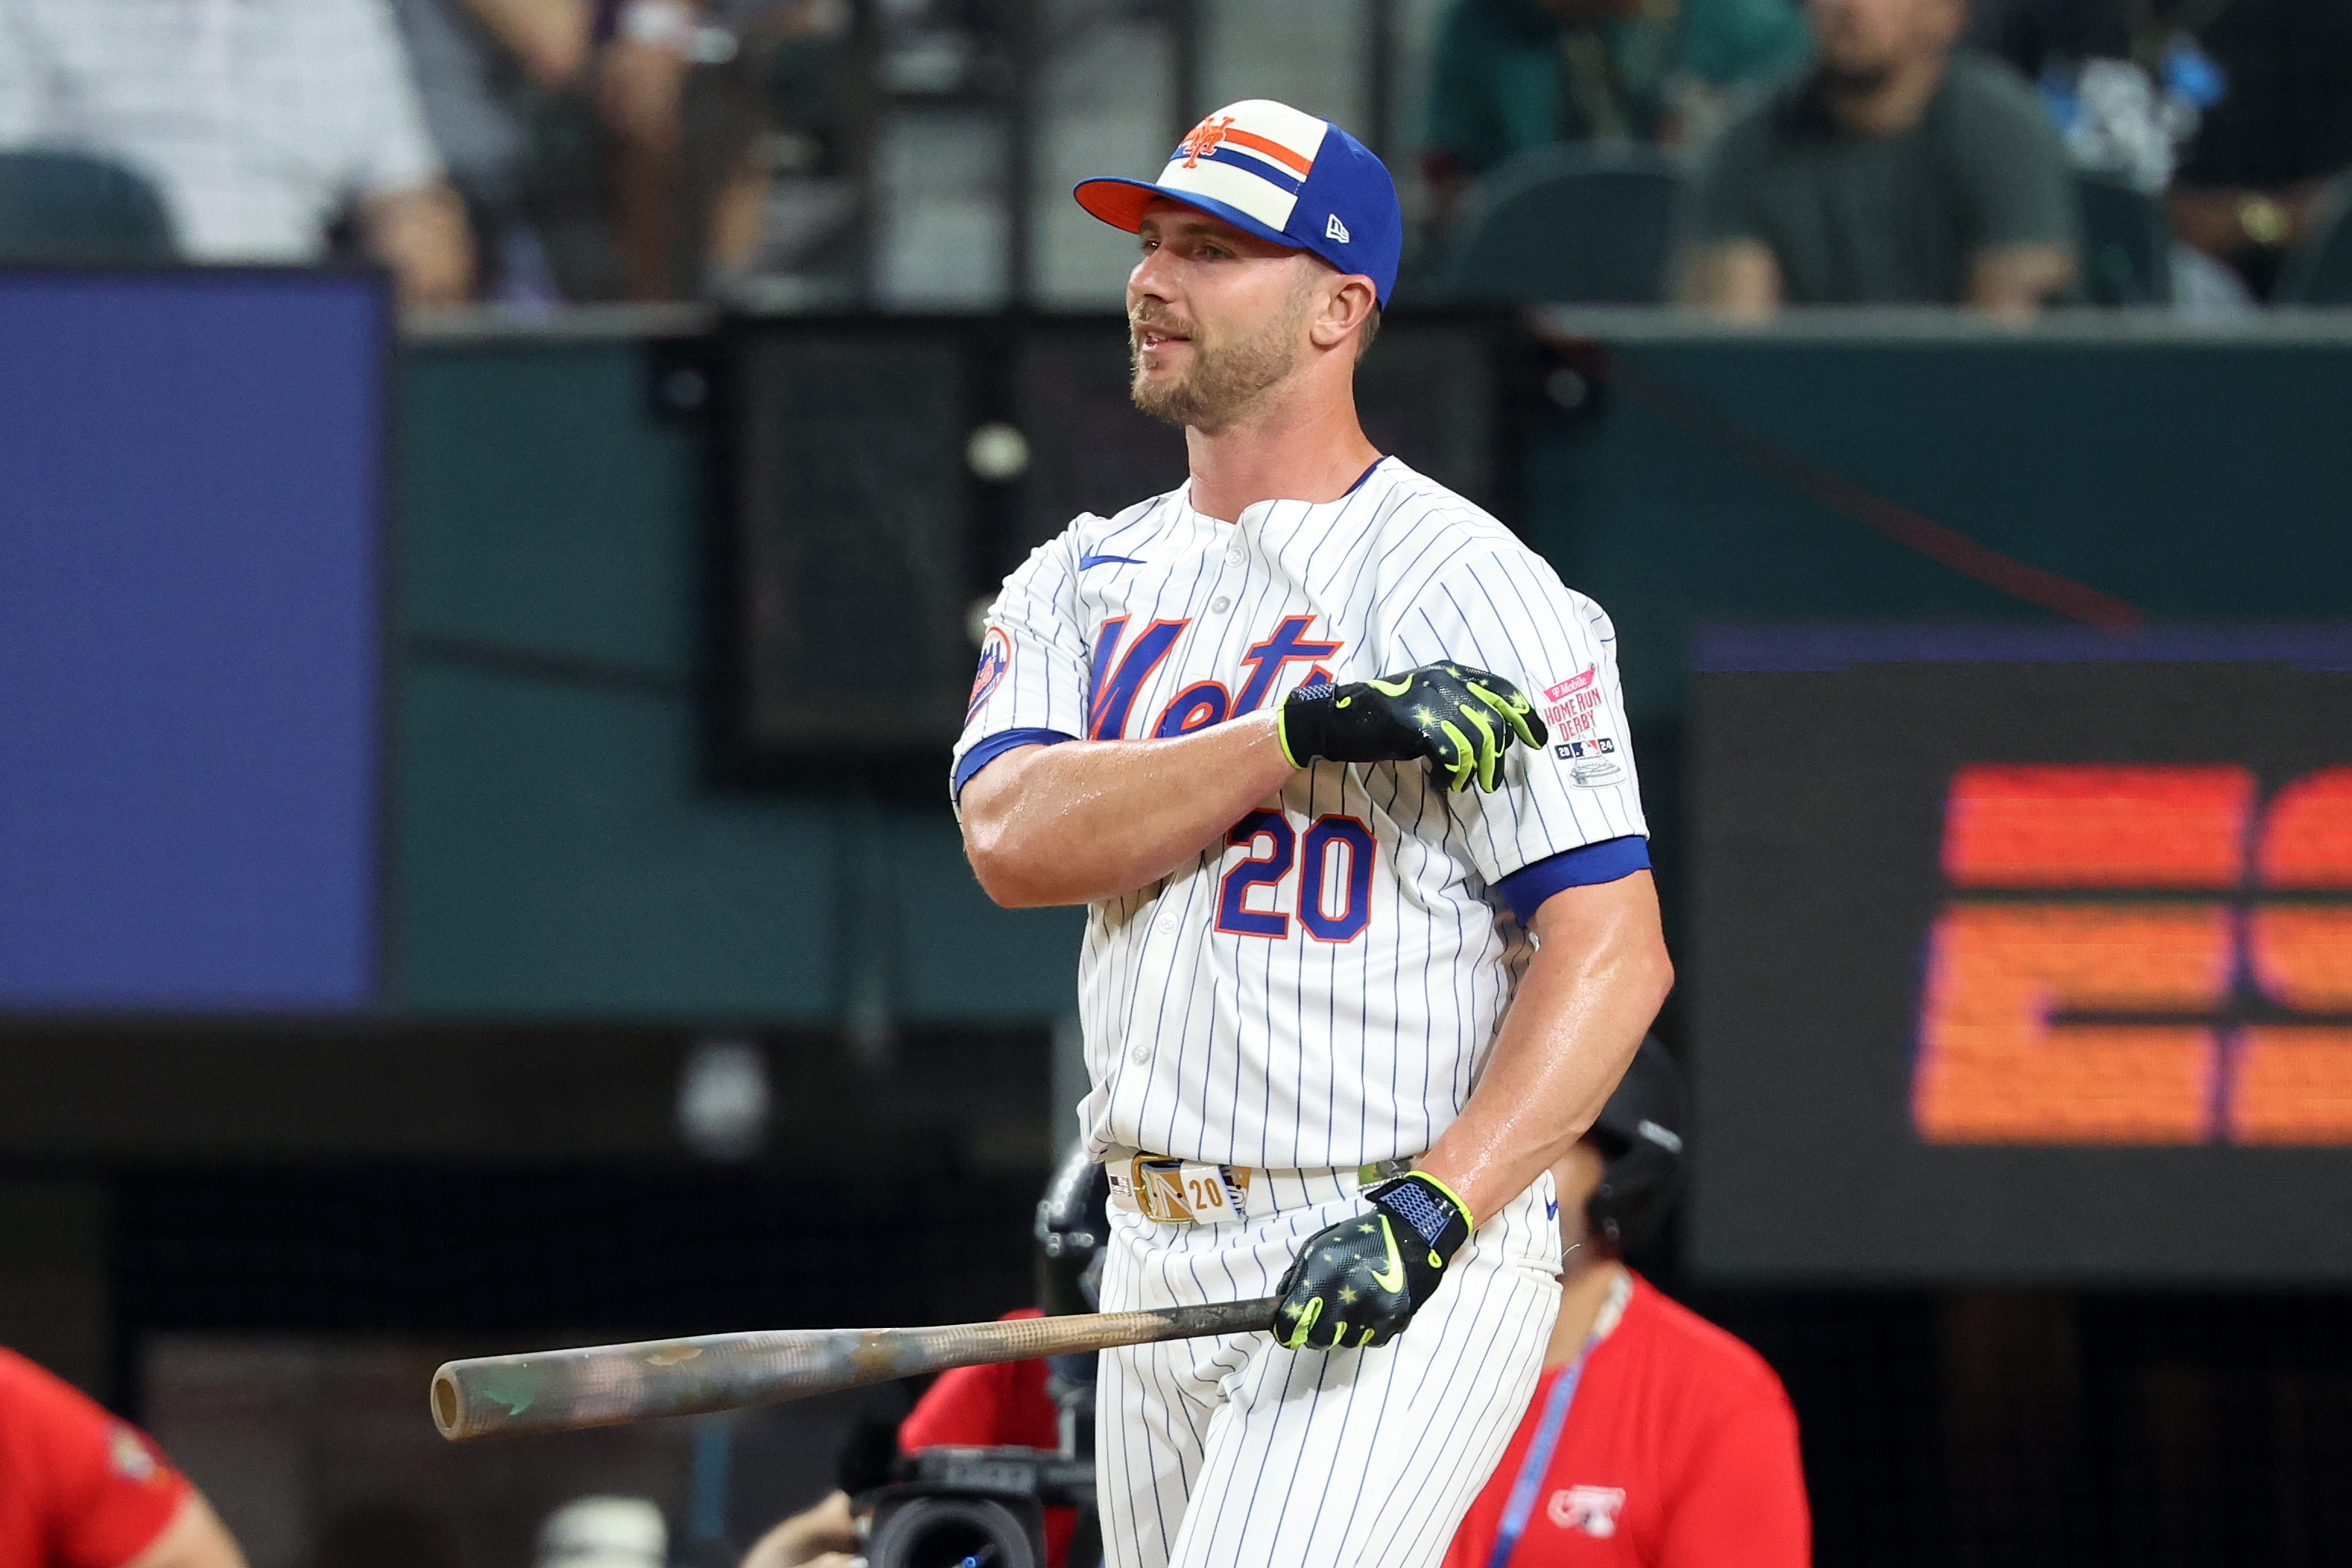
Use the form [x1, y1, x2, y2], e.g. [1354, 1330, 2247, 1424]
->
[1217, 811, 1374, 942]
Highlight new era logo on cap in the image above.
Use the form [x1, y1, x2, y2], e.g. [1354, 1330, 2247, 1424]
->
[1070, 97, 1403, 306]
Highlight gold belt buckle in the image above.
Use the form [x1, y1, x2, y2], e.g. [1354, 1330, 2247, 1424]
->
[1130, 1156, 1250, 1224]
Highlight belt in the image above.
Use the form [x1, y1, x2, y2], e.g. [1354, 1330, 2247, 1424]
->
[1102, 1146, 1418, 1225]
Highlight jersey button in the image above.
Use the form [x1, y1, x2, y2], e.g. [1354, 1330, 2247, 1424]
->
[1130, 1042, 1150, 1064]
[1210, 596, 1230, 613]
[1225, 550, 1243, 565]
[1157, 916, 1175, 933]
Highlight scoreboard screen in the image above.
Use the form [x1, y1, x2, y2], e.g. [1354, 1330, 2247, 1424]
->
[1687, 628, 2352, 1282]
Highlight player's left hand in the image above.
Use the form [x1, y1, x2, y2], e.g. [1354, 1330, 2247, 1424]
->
[1269, 1172, 1474, 1350]
[1278, 663, 1546, 792]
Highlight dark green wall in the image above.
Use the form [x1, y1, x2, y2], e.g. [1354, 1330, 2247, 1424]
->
[394, 338, 1080, 1021]
[394, 324, 2352, 1022]
[1525, 335, 2352, 726]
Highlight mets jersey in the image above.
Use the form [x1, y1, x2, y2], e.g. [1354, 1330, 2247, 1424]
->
[952, 457, 1649, 1171]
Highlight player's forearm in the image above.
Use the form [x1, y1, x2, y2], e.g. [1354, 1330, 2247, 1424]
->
[1417, 872, 1673, 1227]
[959, 712, 1297, 906]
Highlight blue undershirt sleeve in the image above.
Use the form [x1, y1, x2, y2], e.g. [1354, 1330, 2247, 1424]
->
[1495, 835, 1651, 926]
[952, 727, 1076, 801]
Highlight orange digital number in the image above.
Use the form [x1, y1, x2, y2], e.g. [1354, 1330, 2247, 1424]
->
[1913, 763, 2352, 1146]
[1913, 903, 2233, 1143]
[2231, 907, 2352, 1144]
[1942, 765, 2254, 890]
[2258, 767, 2352, 888]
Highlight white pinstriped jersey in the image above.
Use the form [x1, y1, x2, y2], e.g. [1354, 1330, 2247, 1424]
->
[953, 457, 1647, 1171]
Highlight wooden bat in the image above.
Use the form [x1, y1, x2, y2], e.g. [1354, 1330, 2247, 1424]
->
[431, 1296, 1279, 1441]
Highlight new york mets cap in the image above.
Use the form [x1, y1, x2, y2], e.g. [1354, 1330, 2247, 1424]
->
[1073, 99, 1403, 308]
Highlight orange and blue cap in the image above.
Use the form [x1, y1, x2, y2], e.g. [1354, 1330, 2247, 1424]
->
[1073, 99, 1402, 308]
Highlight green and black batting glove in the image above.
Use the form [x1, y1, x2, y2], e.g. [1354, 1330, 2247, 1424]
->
[1278, 663, 1547, 792]
[1269, 1172, 1475, 1351]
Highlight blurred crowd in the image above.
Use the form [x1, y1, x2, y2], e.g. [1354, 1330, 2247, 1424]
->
[2, 0, 2349, 315]
[1427, 0, 2352, 315]
[0, 0, 856, 305]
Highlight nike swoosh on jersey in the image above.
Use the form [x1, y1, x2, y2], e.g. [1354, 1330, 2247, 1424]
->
[1079, 553, 1146, 570]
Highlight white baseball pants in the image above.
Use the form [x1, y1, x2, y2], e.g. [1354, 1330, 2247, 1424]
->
[1095, 1171, 1561, 1568]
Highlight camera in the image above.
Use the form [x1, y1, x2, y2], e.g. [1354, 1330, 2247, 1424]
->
[865, 1446, 1092, 1568]
[856, 1150, 1109, 1568]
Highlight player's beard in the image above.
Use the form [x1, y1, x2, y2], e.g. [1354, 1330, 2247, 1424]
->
[1129, 287, 1310, 432]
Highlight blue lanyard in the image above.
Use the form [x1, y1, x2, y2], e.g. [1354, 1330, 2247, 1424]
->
[1483, 1275, 1628, 1568]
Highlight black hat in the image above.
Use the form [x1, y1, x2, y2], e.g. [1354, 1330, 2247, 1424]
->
[1035, 1145, 1110, 1317]
[1585, 1036, 1687, 1250]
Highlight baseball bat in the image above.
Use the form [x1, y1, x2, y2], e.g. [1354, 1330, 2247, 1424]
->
[431, 1295, 1279, 1441]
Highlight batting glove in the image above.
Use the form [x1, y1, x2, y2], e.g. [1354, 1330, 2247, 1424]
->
[1278, 663, 1547, 792]
[1270, 1172, 1474, 1350]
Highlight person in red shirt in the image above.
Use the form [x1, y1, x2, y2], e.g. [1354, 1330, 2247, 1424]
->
[1443, 1040, 1810, 1568]
[742, 1152, 1107, 1568]
[0, 1347, 248, 1568]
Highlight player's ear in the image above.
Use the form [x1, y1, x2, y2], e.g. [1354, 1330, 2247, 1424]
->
[1307, 273, 1377, 353]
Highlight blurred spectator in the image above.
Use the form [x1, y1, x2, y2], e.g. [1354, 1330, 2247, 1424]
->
[1676, 0, 1819, 138]
[1676, 0, 2079, 317]
[699, 0, 859, 300]
[460, 0, 598, 84]
[1423, 0, 1811, 227]
[597, 0, 703, 298]
[593, 0, 852, 301]
[0, 0, 473, 304]
[0, 1346, 248, 1568]
[1977, 0, 2352, 299]
[387, 0, 594, 302]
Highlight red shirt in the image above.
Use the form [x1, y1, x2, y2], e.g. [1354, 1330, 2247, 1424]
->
[0, 1349, 191, 1568]
[896, 1310, 1075, 1568]
[1443, 1276, 1809, 1568]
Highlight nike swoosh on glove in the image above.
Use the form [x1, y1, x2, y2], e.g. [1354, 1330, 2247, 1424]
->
[1269, 1172, 1474, 1349]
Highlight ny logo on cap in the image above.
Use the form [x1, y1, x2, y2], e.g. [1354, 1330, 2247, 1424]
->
[1179, 115, 1234, 168]
[1326, 213, 1350, 243]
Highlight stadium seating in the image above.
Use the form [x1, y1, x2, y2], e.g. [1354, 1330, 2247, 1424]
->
[2074, 171, 2172, 305]
[2275, 174, 2352, 304]
[0, 149, 175, 264]
[1441, 141, 1682, 305]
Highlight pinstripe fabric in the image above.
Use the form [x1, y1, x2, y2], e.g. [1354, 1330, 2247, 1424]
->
[1096, 1177, 1563, 1568]
[950, 459, 1649, 1171]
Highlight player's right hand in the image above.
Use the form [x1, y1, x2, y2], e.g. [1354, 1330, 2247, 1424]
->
[1270, 1171, 1475, 1349]
[1277, 662, 1546, 791]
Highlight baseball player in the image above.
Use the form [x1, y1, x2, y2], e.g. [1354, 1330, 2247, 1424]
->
[953, 98, 1673, 1568]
